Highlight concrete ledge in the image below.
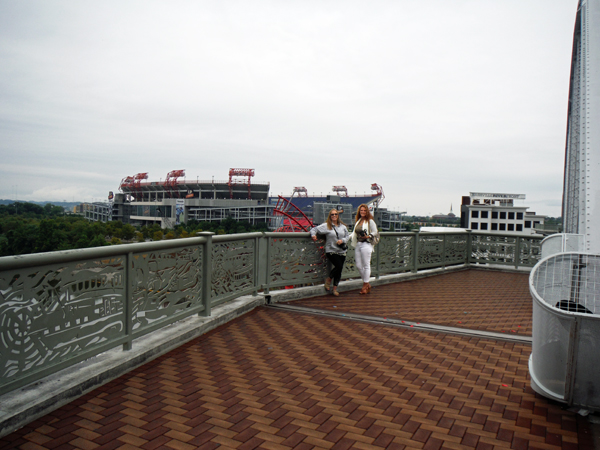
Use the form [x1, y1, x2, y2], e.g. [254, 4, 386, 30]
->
[0, 295, 265, 439]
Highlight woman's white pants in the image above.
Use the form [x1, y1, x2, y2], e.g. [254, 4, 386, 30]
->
[355, 241, 373, 283]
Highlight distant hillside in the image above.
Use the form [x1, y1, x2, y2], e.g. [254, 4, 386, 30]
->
[0, 199, 82, 210]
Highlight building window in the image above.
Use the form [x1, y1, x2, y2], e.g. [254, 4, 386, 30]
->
[471, 222, 479, 230]
[517, 212, 523, 220]
[480, 223, 488, 230]
[516, 224, 523, 232]
[508, 212, 515, 220]
[492, 211, 498, 219]
[471, 210, 479, 218]
[491, 223, 498, 230]
[481, 211, 489, 219]
[525, 221, 531, 228]
[500, 212, 507, 219]
[508, 224, 515, 231]
[499, 223, 506, 231]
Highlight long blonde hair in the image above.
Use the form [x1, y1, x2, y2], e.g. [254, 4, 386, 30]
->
[326, 209, 344, 229]
[354, 204, 373, 224]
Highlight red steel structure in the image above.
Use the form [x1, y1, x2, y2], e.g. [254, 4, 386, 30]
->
[164, 170, 185, 198]
[229, 168, 255, 199]
[371, 183, 384, 207]
[272, 195, 313, 232]
[119, 173, 149, 200]
[332, 186, 348, 197]
[293, 187, 308, 197]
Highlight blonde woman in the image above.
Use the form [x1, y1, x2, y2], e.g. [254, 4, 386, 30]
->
[350, 204, 379, 294]
[310, 209, 349, 296]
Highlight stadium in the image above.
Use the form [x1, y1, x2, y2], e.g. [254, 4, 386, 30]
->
[82, 169, 404, 231]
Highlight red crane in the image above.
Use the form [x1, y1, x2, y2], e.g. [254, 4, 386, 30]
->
[164, 170, 185, 198]
[228, 168, 255, 199]
[132, 173, 148, 200]
[332, 186, 348, 197]
[371, 183, 384, 208]
[292, 187, 308, 197]
[119, 176, 135, 191]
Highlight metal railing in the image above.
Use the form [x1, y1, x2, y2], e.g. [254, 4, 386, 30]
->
[529, 252, 600, 410]
[0, 230, 542, 395]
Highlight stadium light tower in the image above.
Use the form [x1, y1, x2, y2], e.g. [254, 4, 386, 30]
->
[563, 0, 600, 253]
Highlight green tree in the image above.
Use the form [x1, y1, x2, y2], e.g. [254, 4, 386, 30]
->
[35, 219, 65, 253]
[122, 224, 136, 241]
[89, 235, 106, 247]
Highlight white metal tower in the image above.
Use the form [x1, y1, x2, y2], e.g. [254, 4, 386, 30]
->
[563, 0, 600, 253]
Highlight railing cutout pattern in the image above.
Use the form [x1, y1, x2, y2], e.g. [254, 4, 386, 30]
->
[0, 231, 541, 395]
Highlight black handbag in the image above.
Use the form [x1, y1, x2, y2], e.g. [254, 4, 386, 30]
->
[333, 226, 347, 251]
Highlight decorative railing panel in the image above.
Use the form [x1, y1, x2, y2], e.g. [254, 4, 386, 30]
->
[471, 234, 517, 265]
[444, 233, 468, 265]
[0, 230, 542, 395]
[131, 246, 203, 333]
[518, 237, 543, 267]
[0, 256, 127, 390]
[267, 235, 326, 288]
[211, 238, 256, 306]
[470, 234, 542, 268]
[418, 234, 446, 268]
[378, 234, 414, 274]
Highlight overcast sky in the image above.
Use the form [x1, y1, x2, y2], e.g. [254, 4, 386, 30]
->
[0, 0, 578, 216]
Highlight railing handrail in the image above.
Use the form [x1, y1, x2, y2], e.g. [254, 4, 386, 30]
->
[0, 236, 209, 271]
[0, 230, 543, 396]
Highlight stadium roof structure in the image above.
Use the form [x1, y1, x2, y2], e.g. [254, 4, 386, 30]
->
[270, 195, 380, 212]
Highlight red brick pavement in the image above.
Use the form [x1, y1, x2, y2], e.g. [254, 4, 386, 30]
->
[292, 269, 533, 336]
[0, 275, 583, 450]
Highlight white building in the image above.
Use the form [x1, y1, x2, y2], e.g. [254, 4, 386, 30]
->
[460, 192, 546, 235]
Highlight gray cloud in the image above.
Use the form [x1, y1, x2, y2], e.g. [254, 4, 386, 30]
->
[0, 0, 577, 216]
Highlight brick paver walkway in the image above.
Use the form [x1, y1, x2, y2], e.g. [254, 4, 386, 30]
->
[293, 270, 533, 336]
[0, 270, 588, 449]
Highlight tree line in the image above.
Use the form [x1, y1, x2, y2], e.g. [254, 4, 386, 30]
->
[0, 202, 269, 257]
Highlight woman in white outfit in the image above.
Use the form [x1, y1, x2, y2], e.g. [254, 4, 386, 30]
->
[350, 204, 378, 294]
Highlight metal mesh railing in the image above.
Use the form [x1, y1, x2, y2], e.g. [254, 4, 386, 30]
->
[529, 252, 600, 408]
[531, 253, 600, 315]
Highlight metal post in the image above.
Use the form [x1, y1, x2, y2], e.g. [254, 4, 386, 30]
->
[123, 252, 133, 351]
[514, 235, 522, 269]
[412, 231, 419, 273]
[465, 230, 473, 266]
[375, 236, 381, 279]
[253, 234, 262, 296]
[564, 316, 581, 405]
[265, 234, 271, 294]
[198, 232, 214, 317]
[442, 234, 447, 269]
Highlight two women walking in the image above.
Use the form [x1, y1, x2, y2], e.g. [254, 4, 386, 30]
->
[310, 203, 378, 296]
